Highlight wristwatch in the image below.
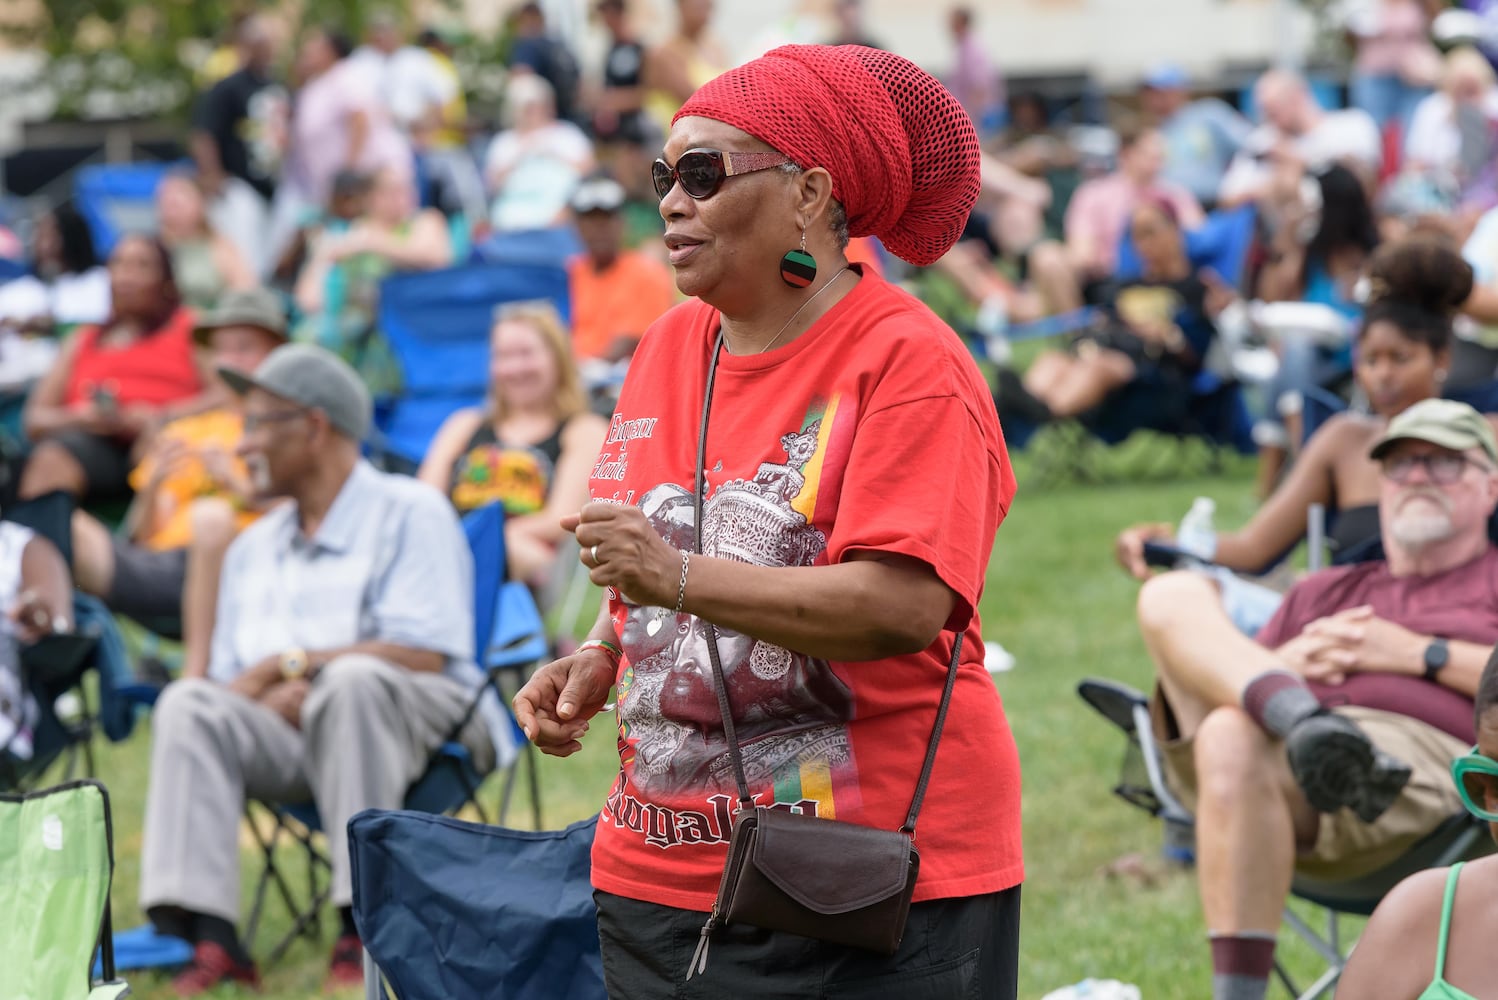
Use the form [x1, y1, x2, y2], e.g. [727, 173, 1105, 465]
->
[1423, 637, 1450, 681]
[279, 647, 310, 681]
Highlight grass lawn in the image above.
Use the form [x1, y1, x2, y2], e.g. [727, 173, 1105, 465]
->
[69, 434, 1357, 999]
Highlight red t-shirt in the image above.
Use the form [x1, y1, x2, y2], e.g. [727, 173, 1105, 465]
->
[587, 267, 1023, 912]
[1255, 547, 1498, 743]
[64, 306, 203, 410]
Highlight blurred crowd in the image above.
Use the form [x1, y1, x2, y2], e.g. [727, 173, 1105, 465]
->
[13, 1, 1498, 992]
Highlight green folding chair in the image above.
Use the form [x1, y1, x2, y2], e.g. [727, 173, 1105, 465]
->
[0, 778, 130, 999]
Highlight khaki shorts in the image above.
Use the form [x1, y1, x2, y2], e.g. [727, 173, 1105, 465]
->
[1151, 691, 1467, 880]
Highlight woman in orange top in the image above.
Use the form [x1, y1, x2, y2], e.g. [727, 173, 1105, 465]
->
[20, 234, 220, 501]
[71, 288, 286, 676]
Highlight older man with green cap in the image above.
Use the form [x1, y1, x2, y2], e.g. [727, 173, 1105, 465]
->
[1130, 396, 1498, 1000]
[137, 342, 502, 994]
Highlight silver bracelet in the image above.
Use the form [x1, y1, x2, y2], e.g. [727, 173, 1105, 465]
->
[674, 551, 690, 614]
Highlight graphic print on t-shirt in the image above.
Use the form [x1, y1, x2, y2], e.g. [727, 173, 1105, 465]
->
[450, 441, 553, 514]
[611, 398, 857, 832]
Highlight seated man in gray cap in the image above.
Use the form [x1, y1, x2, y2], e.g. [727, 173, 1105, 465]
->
[1134, 397, 1498, 1000]
[138, 343, 499, 995]
[70, 287, 288, 677]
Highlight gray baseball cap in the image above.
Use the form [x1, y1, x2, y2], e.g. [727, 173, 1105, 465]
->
[219, 343, 373, 442]
[194, 288, 290, 346]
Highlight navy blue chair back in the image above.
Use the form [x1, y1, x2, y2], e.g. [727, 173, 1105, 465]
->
[349, 810, 606, 1000]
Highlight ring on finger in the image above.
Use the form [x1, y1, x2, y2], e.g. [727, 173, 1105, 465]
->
[591, 544, 600, 565]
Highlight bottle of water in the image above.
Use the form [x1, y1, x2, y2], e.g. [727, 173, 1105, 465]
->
[1177, 497, 1217, 563]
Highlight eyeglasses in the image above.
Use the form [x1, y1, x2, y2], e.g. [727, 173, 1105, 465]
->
[1452, 748, 1498, 822]
[1380, 452, 1489, 485]
[651, 149, 791, 201]
[242, 409, 309, 433]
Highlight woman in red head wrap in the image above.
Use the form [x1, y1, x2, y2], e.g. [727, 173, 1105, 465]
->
[515, 44, 1022, 997]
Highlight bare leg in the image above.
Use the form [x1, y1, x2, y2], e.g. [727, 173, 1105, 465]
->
[180, 498, 238, 679]
[1031, 348, 1134, 418]
[1193, 707, 1317, 933]
[1284, 409, 1304, 459]
[1136, 571, 1283, 724]
[1137, 572, 1320, 932]
[1255, 444, 1286, 500]
[1021, 351, 1073, 399]
[1025, 240, 1083, 314]
[19, 440, 87, 499]
[71, 510, 116, 598]
[993, 196, 1045, 258]
[932, 242, 1012, 304]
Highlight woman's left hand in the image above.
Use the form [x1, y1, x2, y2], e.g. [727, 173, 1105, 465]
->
[567, 502, 681, 608]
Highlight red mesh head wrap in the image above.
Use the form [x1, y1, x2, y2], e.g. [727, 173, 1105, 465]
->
[674, 44, 980, 267]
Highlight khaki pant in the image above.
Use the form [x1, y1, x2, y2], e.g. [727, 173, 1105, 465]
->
[140, 655, 494, 923]
[1152, 693, 1466, 880]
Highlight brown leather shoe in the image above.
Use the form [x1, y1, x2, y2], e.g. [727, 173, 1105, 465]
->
[172, 941, 260, 996]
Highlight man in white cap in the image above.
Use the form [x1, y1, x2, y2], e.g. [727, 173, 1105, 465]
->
[567, 172, 675, 363]
[137, 343, 499, 994]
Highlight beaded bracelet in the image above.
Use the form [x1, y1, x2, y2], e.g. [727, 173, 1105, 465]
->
[578, 638, 623, 668]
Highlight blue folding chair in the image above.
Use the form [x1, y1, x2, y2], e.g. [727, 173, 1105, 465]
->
[1114, 204, 1258, 290]
[372, 262, 571, 468]
[349, 810, 606, 1000]
[471, 224, 583, 270]
[72, 163, 177, 257]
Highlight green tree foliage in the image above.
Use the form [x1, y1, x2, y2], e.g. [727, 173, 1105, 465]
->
[0, 0, 421, 120]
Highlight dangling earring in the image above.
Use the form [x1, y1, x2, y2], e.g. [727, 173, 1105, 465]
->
[1436, 369, 1449, 383]
[780, 227, 817, 289]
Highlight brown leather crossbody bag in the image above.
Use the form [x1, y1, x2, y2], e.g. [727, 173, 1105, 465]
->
[683, 331, 964, 980]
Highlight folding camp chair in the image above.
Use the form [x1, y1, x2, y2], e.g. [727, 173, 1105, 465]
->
[348, 809, 607, 1000]
[241, 500, 549, 964]
[371, 262, 572, 469]
[0, 779, 130, 999]
[1, 492, 138, 792]
[72, 162, 175, 257]
[1076, 677, 1494, 999]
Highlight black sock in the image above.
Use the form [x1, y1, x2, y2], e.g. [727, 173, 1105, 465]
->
[339, 906, 358, 940]
[146, 905, 192, 942]
[192, 913, 252, 968]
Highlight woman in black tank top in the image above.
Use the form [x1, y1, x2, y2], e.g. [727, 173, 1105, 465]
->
[418, 302, 608, 582]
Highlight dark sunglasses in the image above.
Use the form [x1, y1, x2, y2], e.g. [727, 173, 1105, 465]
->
[1453, 748, 1498, 822]
[1380, 452, 1490, 486]
[651, 148, 790, 201]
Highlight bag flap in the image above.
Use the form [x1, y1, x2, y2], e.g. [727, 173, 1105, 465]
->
[749, 808, 912, 915]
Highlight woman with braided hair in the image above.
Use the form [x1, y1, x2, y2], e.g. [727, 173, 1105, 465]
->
[514, 44, 1022, 997]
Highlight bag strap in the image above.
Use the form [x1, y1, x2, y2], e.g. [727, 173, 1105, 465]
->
[694, 330, 964, 834]
[695, 332, 753, 810]
[901, 632, 961, 836]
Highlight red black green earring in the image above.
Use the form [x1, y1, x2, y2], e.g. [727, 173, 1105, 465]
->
[780, 229, 817, 288]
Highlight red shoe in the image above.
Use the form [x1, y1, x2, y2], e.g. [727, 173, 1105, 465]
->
[323, 933, 365, 992]
[172, 941, 260, 996]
